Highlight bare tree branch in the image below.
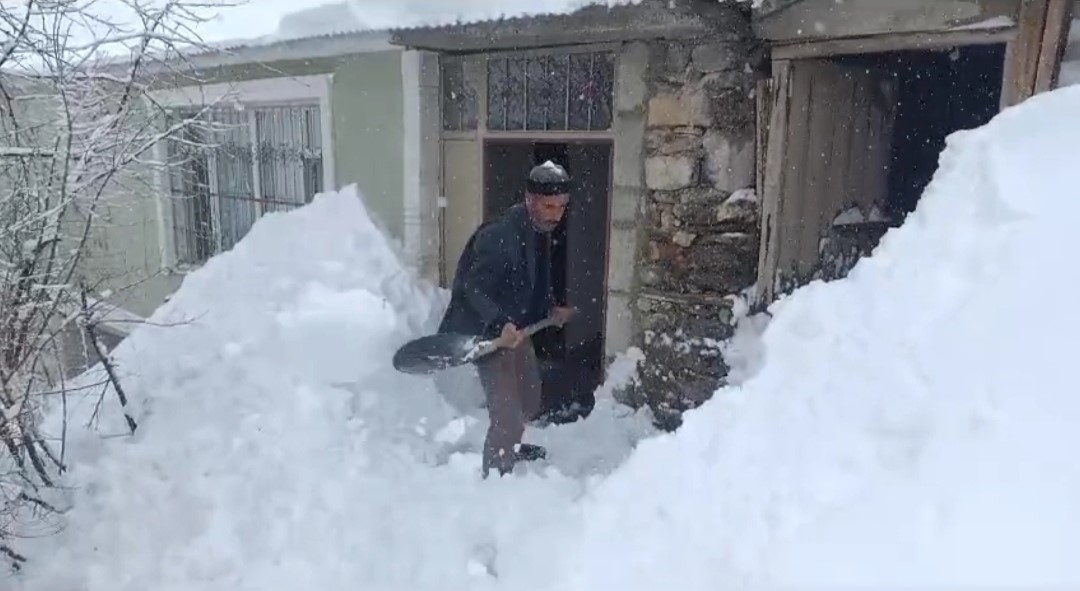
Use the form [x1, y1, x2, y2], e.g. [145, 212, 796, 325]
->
[1, 0, 244, 570]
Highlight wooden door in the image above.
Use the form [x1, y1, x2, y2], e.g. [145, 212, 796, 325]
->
[755, 58, 899, 304]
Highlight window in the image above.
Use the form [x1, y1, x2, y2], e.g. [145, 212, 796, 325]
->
[441, 56, 479, 131]
[165, 103, 324, 266]
[486, 51, 614, 132]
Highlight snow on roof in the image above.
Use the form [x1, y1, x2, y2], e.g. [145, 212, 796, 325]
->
[186, 0, 645, 57]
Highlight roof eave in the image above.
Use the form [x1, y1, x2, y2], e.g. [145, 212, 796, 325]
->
[99, 29, 396, 78]
[391, 22, 717, 52]
[388, 1, 748, 53]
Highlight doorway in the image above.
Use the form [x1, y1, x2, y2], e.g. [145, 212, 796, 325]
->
[843, 43, 1006, 218]
[482, 139, 613, 422]
[756, 42, 1006, 302]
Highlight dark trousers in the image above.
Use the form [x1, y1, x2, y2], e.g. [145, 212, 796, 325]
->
[476, 339, 543, 477]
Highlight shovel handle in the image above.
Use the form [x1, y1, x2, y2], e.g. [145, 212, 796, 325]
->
[469, 316, 562, 361]
[522, 316, 560, 336]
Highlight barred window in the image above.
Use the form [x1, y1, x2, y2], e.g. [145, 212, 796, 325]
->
[165, 104, 323, 266]
[441, 56, 479, 131]
[486, 51, 614, 132]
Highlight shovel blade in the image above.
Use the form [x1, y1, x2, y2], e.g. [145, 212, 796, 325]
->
[392, 332, 485, 375]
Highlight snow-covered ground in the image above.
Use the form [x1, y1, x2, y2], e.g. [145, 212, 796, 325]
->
[10, 182, 656, 590]
[10, 83, 1080, 589]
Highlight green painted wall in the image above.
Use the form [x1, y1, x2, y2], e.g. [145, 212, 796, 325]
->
[76, 49, 408, 321]
[84, 190, 183, 319]
[331, 51, 405, 241]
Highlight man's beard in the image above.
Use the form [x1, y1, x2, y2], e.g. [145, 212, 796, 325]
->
[531, 218, 558, 232]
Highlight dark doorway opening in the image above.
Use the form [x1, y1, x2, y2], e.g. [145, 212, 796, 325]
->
[841, 43, 1006, 221]
[814, 43, 1005, 284]
[483, 139, 612, 423]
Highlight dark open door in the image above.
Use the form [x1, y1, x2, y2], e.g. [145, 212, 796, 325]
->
[755, 58, 898, 305]
[563, 142, 612, 352]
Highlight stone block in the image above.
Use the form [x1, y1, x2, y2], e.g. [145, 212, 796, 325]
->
[645, 154, 697, 191]
[613, 109, 646, 189]
[685, 232, 759, 293]
[691, 42, 739, 73]
[638, 264, 662, 288]
[715, 188, 759, 227]
[664, 41, 692, 74]
[604, 291, 635, 357]
[606, 227, 638, 293]
[702, 131, 755, 192]
[672, 230, 697, 248]
[645, 231, 759, 295]
[702, 72, 755, 135]
[616, 42, 650, 113]
[646, 127, 703, 157]
[644, 201, 677, 232]
[649, 189, 679, 205]
[647, 89, 711, 128]
[671, 187, 728, 227]
[610, 185, 643, 225]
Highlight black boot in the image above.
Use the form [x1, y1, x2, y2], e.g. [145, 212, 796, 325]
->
[514, 443, 547, 462]
[482, 444, 547, 479]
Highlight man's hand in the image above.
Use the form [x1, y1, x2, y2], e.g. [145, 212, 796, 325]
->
[550, 306, 577, 327]
[496, 322, 525, 349]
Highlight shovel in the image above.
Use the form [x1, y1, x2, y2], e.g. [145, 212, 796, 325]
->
[392, 316, 560, 375]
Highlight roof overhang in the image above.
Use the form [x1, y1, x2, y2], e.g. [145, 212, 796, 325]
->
[112, 29, 396, 79]
[389, 1, 749, 53]
[753, 0, 1022, 44]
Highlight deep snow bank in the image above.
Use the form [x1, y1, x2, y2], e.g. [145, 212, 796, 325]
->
[15, 84, 1080, 589]
[14, 184, 655, 591]
[534, 85, 1080, 588]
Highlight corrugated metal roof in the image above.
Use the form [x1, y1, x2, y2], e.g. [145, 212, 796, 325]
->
[182, 0, 643, 58]
[382, 0, 644, 34]
[183, 28, 384, 57]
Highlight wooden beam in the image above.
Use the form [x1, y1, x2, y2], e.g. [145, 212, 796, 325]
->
[1001, 0, 1050, 107]
[754, 60, 791, 307]
[754, 0, 1021, 42]
[1033, 0, 1076, 90]
[771, 27, 1016, 59]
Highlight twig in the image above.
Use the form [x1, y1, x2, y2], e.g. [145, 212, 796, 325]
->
[79, 290, 136, 434]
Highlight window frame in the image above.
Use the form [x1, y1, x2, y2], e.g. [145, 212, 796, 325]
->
[439, 44, 621, 137]
[148, 74, 335, 271]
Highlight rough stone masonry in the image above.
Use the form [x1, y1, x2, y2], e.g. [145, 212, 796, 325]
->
[633, 27, 762, 430]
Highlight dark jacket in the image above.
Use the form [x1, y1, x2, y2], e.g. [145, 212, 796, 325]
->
[438, 203, 554, 338]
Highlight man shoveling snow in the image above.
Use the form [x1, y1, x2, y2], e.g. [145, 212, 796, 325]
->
[437, 161, 577, 478]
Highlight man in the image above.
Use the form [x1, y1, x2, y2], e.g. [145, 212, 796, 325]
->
[438, 160, 576, 477]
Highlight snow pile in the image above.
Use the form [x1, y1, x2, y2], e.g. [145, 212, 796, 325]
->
[12, 183, 656, 591]
[534, 84, 1080, 588]
[12, 81, 1080, 591]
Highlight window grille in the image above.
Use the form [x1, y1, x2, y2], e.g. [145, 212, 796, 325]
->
[165, 104, 323, 266]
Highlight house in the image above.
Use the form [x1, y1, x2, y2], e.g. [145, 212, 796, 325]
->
[389, 0, 1074, 428]
[81, 23, 441, 326]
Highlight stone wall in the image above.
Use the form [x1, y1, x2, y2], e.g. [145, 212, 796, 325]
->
[632, 32, 762, 429]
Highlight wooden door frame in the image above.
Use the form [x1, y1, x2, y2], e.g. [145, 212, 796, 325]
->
[478, 134, 614, 219]
[1000, 0, 1075, 107]
[754, 5, 1073, 308]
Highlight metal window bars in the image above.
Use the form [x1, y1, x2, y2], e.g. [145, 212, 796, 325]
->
[165, 103, 323, 266]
